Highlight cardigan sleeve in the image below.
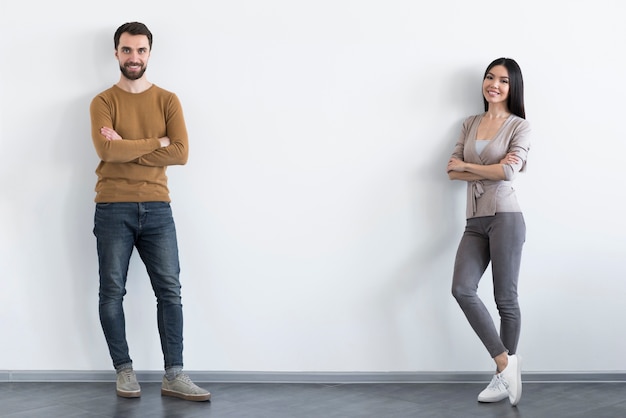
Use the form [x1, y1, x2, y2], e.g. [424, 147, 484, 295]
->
[450, 116, 477, 160]
[502, 118, 531, 181]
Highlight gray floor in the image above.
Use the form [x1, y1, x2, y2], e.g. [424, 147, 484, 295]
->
[1, 381, 625, 417]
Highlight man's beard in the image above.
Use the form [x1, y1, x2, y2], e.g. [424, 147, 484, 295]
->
[119, 63, 147, 80]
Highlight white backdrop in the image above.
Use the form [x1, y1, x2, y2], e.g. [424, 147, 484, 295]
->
[1, 0, 625, 375]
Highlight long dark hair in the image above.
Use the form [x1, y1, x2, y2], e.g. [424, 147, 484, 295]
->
[482, 57, 525, 119]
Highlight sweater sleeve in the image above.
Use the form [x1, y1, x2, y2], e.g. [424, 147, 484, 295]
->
[90, 95, 162, 163]
[502, 119, 531, 180]
[450, 117, 473, 160]
[135, 94, 189, 167]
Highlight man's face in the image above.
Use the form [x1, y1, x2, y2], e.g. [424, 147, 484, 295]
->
[115, 33, 151, 81]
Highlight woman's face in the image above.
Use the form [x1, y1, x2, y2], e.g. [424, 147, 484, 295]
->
[483, 65, 510, 107]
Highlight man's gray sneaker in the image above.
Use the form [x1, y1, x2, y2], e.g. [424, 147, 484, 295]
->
[116, 368, 141, 398]
[161, 373, 211, 402]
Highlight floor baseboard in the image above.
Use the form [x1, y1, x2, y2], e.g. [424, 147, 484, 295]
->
[2, 370, 626, 383]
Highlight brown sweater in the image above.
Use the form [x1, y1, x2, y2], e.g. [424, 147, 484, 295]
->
[90, 84, 188, 203]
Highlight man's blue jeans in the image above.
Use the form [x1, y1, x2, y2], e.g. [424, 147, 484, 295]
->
[94, 202, 184, 370]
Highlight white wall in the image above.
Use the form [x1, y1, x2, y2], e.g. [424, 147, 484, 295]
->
[1, 0, 625, 374]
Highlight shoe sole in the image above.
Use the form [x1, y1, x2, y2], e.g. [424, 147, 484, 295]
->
[117, 389, 141, 398]
[510, 355, 523, 406]
[161, 388, 211, 402]
[478, 393, 508, 403]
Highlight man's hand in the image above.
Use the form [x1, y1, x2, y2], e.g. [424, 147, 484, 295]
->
[100, 127, 170, 148]
[158, 136, 171, 147]
[100, 127, 122, 140]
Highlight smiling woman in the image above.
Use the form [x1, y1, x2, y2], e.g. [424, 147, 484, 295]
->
[1, 0, 624, 397]
[446, 57, 530, 407]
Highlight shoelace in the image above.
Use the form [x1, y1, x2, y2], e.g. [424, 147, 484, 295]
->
[119, 369, 134, 383]
[488, 375, 506, 391]
[176, 373, 193, 385]
[173, 373, 206, 394]
[496, 374, 510, 390]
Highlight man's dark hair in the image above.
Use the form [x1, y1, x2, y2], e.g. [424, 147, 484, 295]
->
[114, 22, 153, 50]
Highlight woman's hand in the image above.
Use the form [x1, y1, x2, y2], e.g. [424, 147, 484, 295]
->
[447, 157, 466, 173]
[500, 152, 520, 165]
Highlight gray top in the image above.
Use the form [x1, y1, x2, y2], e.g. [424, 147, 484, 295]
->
[475, 139, 490, 155]
[451, 113, 531, 219]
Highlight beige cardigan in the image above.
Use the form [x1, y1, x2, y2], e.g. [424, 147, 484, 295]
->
[451, 114, 531, 219]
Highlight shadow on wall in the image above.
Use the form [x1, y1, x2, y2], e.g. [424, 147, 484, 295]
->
[61, 26, 128, 366]
[58, 90, 108, 366]
[373, 65, 484, 367]
[376, 123, 465, 366]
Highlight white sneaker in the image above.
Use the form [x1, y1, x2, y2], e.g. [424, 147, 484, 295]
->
[500, 354, 522, 406]
[477, 374, 508, 402]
